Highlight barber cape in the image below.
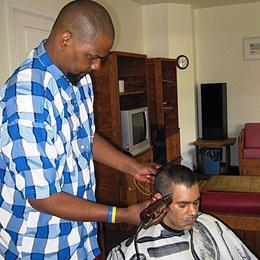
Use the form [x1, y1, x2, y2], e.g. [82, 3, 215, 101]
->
[107, 213, 257, 260]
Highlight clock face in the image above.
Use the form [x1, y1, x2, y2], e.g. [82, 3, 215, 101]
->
[177, 55, 189, 69]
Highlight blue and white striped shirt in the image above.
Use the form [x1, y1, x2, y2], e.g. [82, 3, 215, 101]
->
[0, 40, 100, 259]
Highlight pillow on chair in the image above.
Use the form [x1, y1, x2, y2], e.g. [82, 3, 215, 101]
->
[245, 123, 260, 148]
[200, 191, 260, 214]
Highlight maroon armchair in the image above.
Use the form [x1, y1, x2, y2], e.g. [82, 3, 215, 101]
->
[239, 123, 260, 176]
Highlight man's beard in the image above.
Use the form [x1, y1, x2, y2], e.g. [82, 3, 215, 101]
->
[67, 73, 85, 85]
[184, 215, 197, 225]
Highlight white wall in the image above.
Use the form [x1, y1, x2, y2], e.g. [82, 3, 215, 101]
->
[143, 3, 196, 168]
[143, 4, 170, 57]
[96, 0, 144, 53]
[195, 3, 260, 165]
[168, 4, 196, 169]
[0, 0, 11, 84]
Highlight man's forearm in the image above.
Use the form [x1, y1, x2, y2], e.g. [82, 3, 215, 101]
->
[92, 133, 139, 176]
[28, 192, 129, 223]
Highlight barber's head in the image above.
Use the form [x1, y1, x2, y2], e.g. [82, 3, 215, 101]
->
[154, 164, 200, 230]
[46, 0, 114, 82]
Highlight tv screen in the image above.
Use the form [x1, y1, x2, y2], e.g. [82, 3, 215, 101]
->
[132, 112, 146, 145]
[120, 107, 150, 156]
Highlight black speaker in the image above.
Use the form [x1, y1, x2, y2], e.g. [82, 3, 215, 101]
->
[151, 125, 167, 165]
[201, 83, 227, 140]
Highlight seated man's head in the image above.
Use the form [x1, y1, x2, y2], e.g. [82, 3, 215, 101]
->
[154, 164, 200, 231]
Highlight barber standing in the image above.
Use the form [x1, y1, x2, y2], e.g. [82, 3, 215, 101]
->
[0, 0, 156, 259]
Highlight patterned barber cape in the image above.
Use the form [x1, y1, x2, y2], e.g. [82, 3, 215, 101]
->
[108, 213, 257, 260]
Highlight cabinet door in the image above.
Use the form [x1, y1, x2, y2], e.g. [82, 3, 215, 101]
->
[166, 130, 181, 163]
[95, 163, 123, 205]
[136, 149, 154, 202]
[147, 58, 180, 166]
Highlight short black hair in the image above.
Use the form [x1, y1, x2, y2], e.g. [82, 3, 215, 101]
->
[51, 0, 115, 42]
[154, 164, 198, 195]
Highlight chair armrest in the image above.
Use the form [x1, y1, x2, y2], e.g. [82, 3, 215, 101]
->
[239, 129, 245, 148]
[239, 129, 245, 173]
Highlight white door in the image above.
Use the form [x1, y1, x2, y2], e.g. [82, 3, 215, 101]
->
[7, 1, 55, 70]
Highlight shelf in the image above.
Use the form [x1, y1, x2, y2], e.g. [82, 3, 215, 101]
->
[163, 106, 174, 111]
[119, 90, 146, 96]
[162, 79, 175, 84]
[118, 73, 146, 78]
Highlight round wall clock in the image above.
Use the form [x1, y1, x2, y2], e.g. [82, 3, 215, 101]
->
[176, 55, 189, 70]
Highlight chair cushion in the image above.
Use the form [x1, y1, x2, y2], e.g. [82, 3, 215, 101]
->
[245, 123, 260, 148]
[243, 148, 260, 158]
[200, 191, 260, 214]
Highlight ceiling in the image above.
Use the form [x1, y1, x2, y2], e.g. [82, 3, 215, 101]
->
[133, 0, 260, 9]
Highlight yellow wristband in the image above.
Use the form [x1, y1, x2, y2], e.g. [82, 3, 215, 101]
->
[111, 206, 117, 223]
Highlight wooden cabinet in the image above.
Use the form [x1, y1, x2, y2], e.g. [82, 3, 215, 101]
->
[91, 51, 153, 207]
[147, 58, 181, 164]
[166, 130, 181, 163]
[92, 51, 149, 145]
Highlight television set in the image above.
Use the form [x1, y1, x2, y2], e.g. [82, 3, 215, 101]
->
[201, 82, 227, 140]
[120, 107, 150, 156]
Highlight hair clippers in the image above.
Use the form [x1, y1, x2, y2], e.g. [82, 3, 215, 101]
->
[140, 192, 173, 226]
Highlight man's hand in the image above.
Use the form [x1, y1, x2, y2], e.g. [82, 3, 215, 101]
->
[134, 162, 161, 183]
[93, 134, 162, 183]
[121, 194, 169, 228]
[123, 200, 151, 226]
[140, 193, 170, 229]
[142, 207, 169, 229]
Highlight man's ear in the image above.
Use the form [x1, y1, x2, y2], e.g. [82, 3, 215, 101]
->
[60, 31, 72, 50]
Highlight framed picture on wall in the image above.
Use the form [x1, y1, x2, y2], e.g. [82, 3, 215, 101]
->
[243, 37, 260, 60]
